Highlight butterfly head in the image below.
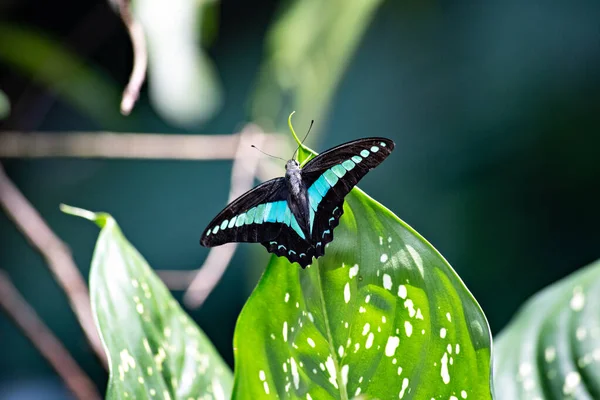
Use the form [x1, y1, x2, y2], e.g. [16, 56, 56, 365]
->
[285, 159, 300, 171]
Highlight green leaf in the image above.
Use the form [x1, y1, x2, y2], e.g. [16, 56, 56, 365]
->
[251, 0, 384, 132]
[231, 145, 493, 399]
[494, 258, 600, 399]
[61, 204, 233, 400]
[0, 24, 128, 127]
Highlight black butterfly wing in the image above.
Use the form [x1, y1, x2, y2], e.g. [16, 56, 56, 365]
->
[200, 177, 316, 268]
[200, 177, 289, 246]
[301, 137, 395, 256]
[301, 137, 395, 179]
[261, 230, 316, 268]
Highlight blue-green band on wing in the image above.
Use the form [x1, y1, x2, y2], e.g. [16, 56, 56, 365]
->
[200, 177, 288, 246]
[200, 177, 313, 266]
[205, 200, 305, 241]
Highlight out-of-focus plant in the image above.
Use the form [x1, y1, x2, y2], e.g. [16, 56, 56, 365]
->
[251, 0, 383, 133]
[494, 257, 600, 399]
[61, 205, 233, 400]
[0, 0, 223, 129]
[0, 89, 9, 119]
[0, 23, 126, 127]
[131, 0, 222, 127]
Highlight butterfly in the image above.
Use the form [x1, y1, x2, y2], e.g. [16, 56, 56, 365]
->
[200, 137, 395, 268]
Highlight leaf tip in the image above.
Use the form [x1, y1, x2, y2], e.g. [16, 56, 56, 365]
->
[288, 110, 299, 145]
[60, 203, 111, 228]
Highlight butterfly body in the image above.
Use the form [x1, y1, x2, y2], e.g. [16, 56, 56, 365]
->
[200, 137, 395, 268]
[284, 160, 311, 239]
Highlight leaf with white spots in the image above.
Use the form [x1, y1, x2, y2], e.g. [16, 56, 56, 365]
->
[494, 258, 600, 399]
[231, 140, 493, 399]
[61, 205, 233, 400]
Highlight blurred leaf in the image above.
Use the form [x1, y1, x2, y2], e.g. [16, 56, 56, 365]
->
[198, 0, 220, 48]
[252, 0, 383, 132]
[61, 205, 233, 400]
[0, 89, 9, 119]
[134, 0, 222, 128]
[232, 142, 493, 399]
[494, 258, 600, 399]
[0, 24, 128, 127]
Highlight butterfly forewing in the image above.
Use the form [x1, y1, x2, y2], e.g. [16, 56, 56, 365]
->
[302, 137, 395, 255]
[301, 137, 394, 179]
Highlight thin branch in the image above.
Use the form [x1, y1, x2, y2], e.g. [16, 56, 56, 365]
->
[183, 124, 269, 308]
[0, 131, 285, 164]
[0, 270, 101, 400]
[0, 129, 289, 305]
[156, 269, 196, 291]
[0, 163, 107, 367]
[114, 0, 148, 115]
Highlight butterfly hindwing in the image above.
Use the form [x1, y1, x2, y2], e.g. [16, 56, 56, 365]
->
[310, 197, 345, 257]
[261, 226, 315, 268]
[201, 177, 312, 266]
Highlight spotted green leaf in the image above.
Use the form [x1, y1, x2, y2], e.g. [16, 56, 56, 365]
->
[494, 258, 600, 399]
[61, 205, 233, 400]
[232, 140, 493, 399]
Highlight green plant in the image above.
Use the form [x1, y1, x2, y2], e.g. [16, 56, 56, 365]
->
[493, 257, 600, 399]
[61, 204, 233, 400]
[62, 121, 493, 399]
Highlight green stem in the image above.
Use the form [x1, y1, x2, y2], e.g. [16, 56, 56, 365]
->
[287, 111, 315, 165]
[288, 111, 301, 146]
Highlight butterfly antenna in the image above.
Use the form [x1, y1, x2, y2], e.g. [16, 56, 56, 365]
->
[251, 145, 287, 162]
[293, 120, 315, 160]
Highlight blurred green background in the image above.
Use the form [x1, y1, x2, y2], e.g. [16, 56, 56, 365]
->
[1, 0, 600, 398]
